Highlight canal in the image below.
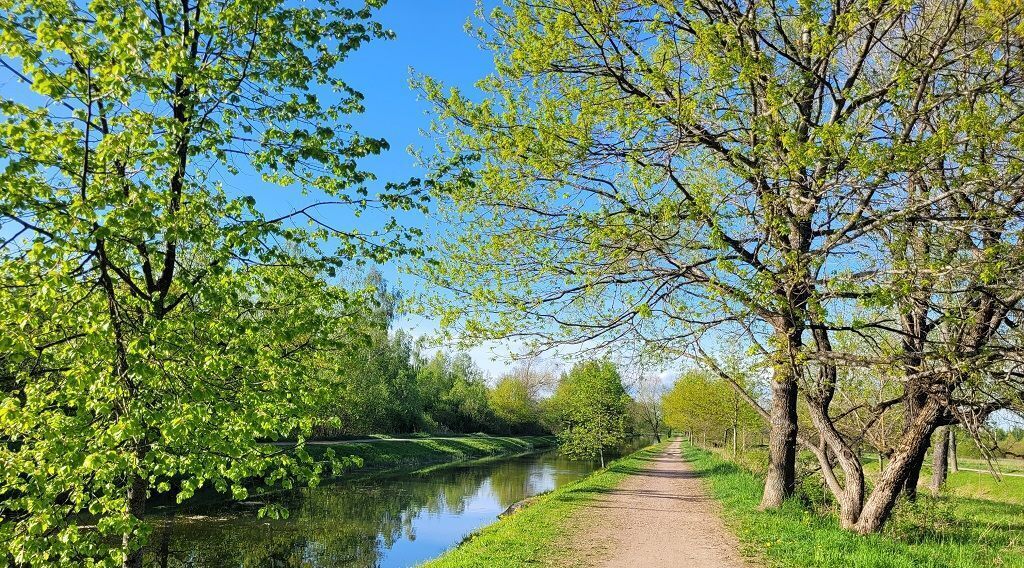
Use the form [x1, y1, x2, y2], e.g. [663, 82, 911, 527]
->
[143, 445, 641, 567]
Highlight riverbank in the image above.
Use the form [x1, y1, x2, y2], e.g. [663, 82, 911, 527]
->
[146, 442, 593, 567]
[422, 441, 667, 567]
[309, 435, 558, 476]
[681, 444, 1024, 568]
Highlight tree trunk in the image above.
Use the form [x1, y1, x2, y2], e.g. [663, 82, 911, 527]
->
[599, 446, 605, 468]
[732, 427, 738, 458]
[123, 474, 148, 568]
[760, 363, 798, 509]
[901, 441, 928, 501]
[930, 426, 949, 495]
[855, 401, 940, 534]
[949, 429, 959, 473]
[805, 399, 865, 529]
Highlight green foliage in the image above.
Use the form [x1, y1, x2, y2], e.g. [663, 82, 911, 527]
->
[663, 370, 763, 447]
[550, 360, 631, 465]
[414, 352, 494, 434]
[314, 272, 423, 436]
[488, 377, 540, 434]
[0, 0, 421, 565]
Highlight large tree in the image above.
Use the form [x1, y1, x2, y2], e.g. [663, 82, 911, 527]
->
[420, 0, 943, 509]
[0, 0, 421, 565]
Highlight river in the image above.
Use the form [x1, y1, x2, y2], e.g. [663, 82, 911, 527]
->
[142, 444, 642, 567]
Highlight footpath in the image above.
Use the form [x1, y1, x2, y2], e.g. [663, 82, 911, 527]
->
[562, 439, 748, 567]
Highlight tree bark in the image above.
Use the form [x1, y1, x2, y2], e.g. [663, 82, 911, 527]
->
[855, 400, 941, 534]
[123, 474, 148, 568]
[930, 426, 949, 495]
[901, 442, 928, 501]
[949, 429, 959, 473]
[760, 362, 798, 509]
[805, 396, 865, 529]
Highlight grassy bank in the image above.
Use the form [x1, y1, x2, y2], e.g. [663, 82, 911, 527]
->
[422, 441, 666, 567]
[310, 435, 557, 475]
[682, 444, 1024, 568]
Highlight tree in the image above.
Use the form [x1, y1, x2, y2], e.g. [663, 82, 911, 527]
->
[550, 360, 630, 467]
[663, 370, 763, 455]
[0, 0, 423, 565]
[930, 427, 950, 496]
[318, 273, 422, 436]
[488, 376, 538, 434]
[415, 352, 492, 433]
[788, 0, 1024, 531]
[632, 372, 667, 443]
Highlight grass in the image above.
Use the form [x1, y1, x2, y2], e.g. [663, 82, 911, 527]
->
[309, 435, 558, 475]
[953, 456, 1024, 475]
[860, 456, 1024, 503]
[421, 441, 667, 567]
[942, 469, 1024, 504]
[683, 444, 1024, 568]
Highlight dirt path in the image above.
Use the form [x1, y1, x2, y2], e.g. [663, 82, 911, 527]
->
[562, 439, 748, 568]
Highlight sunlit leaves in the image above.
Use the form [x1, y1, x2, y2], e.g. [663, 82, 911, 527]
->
[0, 0, 415, 565]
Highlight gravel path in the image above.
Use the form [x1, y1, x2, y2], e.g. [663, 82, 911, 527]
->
[564, 439, 748, 567]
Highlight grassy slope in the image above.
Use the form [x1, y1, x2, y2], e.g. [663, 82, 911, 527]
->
[311, 436, 557, 474]
[421, 442, 667, 568]
[682, 445, 1024, 568]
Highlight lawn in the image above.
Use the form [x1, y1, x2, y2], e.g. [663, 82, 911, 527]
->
[683, 445, 1024, 568]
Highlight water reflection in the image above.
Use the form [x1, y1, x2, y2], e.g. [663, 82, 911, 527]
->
[144, 448, 629, 567]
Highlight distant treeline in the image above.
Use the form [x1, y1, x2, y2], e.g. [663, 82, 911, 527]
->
[310, 272, 656, 442]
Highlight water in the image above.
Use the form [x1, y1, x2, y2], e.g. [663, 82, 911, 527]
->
[143, 447, 637, 567]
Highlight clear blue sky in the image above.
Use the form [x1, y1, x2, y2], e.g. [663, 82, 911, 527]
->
[332, 0, 496, 287]
[245, 1, 494, 291]
[326, 1, 526, 372]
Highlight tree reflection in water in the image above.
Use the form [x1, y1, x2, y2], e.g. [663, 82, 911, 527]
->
[143, 445, 643, 568]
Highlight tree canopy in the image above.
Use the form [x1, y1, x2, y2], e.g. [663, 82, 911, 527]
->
[549, 360, 631, 467]
[0, 0, 424, 565]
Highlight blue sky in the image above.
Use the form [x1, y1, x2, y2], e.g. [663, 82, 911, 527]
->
[257, 0, 494, 286]
[335, 0, 495, 281]
[325, 1, 526, 373]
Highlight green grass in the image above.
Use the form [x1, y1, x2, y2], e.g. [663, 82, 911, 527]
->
[421, 441, 667, 567]
[861, 456, 1024, 503]
[943, 469, 1024, 503]
[683, 444, 1024, 568]
[309, 435, 558, 475]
